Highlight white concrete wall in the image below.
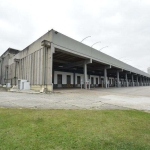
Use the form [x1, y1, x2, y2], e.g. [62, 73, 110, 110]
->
[90, 75, 99, 84]
[75, 73, 84, 84]
[54, 71, 73, 84]
[54, 71, 101, 85]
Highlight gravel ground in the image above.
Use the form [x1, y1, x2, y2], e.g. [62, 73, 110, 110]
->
[0, 86, 150, 110]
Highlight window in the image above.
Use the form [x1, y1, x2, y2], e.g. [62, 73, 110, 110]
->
[57, 74, 62, 84]
[77, 76, 80, 84]
[67, 75, 71, 84]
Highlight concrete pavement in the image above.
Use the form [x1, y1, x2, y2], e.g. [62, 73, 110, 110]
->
[0, 87, 150, 111]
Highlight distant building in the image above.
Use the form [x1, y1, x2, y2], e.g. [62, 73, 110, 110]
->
[148, 67, 150, 74]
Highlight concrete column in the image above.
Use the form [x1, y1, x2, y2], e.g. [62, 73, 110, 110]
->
[104, 68, 107, 88]
[46, 43, 54, 92]
[125, 73, 128, 87]
[117, 71, 120, 87]
[132, 75, 134, 87]
[84, 62, 87, 89]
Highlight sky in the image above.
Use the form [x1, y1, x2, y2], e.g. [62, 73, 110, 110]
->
[0, 0, 150, 72]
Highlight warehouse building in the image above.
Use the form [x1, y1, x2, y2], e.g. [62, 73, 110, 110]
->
[0, 29, 150, 92]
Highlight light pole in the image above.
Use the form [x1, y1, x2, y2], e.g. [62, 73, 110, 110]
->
[99, 46, 108, 51]
[81, 36, 91, 42]
[91, 41, 101, 47]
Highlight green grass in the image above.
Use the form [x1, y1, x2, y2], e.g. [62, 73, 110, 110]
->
[0, 109, 150, 150]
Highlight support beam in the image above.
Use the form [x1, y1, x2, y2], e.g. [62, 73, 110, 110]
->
[104, 68, 107, 88]
[83, 59, 92, 89]
[41, 40, 55, 92]
[63, 60, 88, 69]
[103, 65, 111, 88]
[116, 69, 123, 87]
[131, 75, 134, 86]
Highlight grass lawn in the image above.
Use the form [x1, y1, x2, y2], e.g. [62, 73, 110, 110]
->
[0, 109, 150, 150]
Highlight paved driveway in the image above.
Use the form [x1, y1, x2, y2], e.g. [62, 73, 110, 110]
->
[0, 87, 150, 111]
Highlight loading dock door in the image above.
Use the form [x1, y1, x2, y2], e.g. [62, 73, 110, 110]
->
[57, 74, 62, 87]
[67, 75, 71, 88]
[67, 75, 71, 84]
[77, 76, 81, 84]
[96, 78, 98, 84]
[91, 77, 94, 84]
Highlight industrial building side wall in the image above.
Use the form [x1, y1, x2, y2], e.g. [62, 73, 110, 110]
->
[0, 52, 15, 85]
[7, 31, 53, 91]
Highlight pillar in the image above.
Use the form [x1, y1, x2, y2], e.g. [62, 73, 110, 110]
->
[132, 75, 134, 86]
[47, 43, 54, 92]
[104, 68, 107, 88]
[40, 40, 55, 92]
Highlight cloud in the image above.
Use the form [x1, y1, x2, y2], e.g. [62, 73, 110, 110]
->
[0, 0, 150, 72]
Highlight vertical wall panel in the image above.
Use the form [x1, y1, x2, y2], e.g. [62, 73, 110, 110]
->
[47, 48, 50, 84]
[26, 56, 28, 81]
[38, 50, 40, 84]
[34, 52, 36, 85]
[36, 50, 39, 85]
[29, 55, 31, 82]
[40, 48, 43, 85]
[30, 54, 33, 85]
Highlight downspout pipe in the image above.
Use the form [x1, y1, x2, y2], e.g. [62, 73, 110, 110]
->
[15, 61, 17, 86]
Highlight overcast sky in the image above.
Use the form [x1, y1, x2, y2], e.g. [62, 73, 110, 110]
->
[0, 0, 150, 72]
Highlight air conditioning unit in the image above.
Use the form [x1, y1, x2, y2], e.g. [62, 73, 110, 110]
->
[6, 83, 11, 88]
[18, 79, 30, 90]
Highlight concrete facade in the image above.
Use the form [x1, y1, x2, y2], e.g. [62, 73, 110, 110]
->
[0, 29, 150, 92]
